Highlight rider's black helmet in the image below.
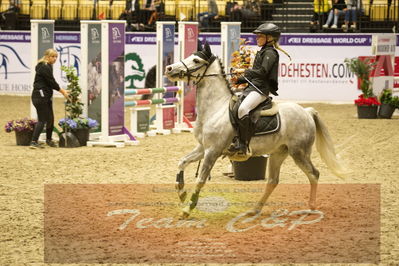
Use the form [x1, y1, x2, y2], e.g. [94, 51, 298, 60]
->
[253, 23, 281, 40]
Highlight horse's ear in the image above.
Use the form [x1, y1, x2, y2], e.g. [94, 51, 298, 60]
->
[197, 40, 203, 52]
[203, 41, 212, 56]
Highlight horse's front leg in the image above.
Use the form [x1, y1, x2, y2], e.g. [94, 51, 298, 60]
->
[176, 144, 204, 203]
[181, 148, 220, 219]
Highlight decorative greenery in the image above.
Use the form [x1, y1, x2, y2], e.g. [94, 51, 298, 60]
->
[379, 89, 393, 104]
[391, 96, 399, 108]
[379, 88, 399, 108]
[60, 66, 98, 131]
[62, 66, 83, 118]
[344, 57, 376, 98]
[4, 118, 37, 133]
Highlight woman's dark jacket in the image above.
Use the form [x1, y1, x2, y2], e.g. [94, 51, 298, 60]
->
[237, 44, 279, 96]
[32, 62, 60, 99]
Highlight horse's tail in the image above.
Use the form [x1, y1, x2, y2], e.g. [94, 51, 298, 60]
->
[307, 107, 346, 179]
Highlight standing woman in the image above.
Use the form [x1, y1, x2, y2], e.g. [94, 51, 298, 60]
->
[229, 23, 291, 155]
[30, 48, 69, 149]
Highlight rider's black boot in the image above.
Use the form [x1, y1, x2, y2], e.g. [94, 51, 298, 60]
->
[228, 115, 252, 154]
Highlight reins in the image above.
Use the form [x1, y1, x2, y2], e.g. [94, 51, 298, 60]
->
[179, 55, 235, 85]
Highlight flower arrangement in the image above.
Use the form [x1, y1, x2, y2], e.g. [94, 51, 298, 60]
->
[354, 94, 380, 106]
[230, 38, 255, 91]
[344, 57, 380, 109]
[60, 66, 98, 131]
[58, 117, 98, 130]
[4, 118, 37, 133]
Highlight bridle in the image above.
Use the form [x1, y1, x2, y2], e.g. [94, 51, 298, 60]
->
[179, 52, 228, 85]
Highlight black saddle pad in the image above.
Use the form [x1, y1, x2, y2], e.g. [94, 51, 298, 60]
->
[253, 113, 280, 136]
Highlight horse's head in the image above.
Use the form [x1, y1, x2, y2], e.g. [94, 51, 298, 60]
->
[165, 42, 216, 84]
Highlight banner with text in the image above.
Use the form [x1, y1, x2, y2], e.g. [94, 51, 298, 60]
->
[1, 32, 398, 102]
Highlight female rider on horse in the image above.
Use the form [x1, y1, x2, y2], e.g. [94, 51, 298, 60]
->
[228, 23, 291, 155]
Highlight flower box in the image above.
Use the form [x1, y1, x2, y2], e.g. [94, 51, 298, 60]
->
[4, 118, 37, 146]
[15, 130, 34, 146]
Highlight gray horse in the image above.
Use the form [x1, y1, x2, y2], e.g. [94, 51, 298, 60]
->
[165, 42, 345, 218]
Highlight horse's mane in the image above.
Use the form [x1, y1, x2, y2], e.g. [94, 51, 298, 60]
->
[216, 57, 234, 96]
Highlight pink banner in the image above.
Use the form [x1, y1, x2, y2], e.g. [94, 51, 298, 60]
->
[162, 106, 175, 129]
[183, 24, 198, 121]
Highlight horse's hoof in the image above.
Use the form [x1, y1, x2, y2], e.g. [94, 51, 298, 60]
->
[245, 209, 261, 217]
[180, 210, 190, 220]
[178, 190, 187, 203]
[179, 205, 191, 219]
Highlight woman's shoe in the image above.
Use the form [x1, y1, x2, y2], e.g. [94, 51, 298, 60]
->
[29, 141, 44, 149]
[46, 139, 57, 147]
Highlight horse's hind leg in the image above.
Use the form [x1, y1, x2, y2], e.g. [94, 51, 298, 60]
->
[176, 144, 204, 202]
[290, 149, 320, 210]
[251, 146, 288, 215]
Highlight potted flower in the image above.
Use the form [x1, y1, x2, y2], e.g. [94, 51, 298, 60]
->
[58, 117, 98, 146]
[378, 89, 397, 119]
[345, 57, 379, 119]
[59, 66, 98, 146]
[4, 118, 37, 146]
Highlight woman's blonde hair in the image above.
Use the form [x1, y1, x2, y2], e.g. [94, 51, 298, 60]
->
[264, 34, 291, 62]
[272, 38, 292, 62]
[37, 48, 58, 64]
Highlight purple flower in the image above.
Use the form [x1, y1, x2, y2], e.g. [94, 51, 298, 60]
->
[67, 119, 77, 129]
[4, 118, 37, 133]
[58, 118, 77, 129]
[58, 117, 98, 130]
[87, 118, 98, 129]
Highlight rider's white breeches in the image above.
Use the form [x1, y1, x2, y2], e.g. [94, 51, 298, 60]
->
[238, 91, 267, 119]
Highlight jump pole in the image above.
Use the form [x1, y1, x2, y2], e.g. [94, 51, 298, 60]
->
[370, 34, 396, 96]
[80, 20, 103, 140]
[221, 22, 241, 74]
[30, 20, 55, 141]
[126, 86, 181, 137]
[151, 21, 177, 135]
[86, 20, 138, 147]
[30, 20, 54, 118]
[174, 21, 199, 133]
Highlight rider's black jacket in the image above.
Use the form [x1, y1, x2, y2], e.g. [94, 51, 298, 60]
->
[237, 43, 279, 96]
[32, 62, 60, 99]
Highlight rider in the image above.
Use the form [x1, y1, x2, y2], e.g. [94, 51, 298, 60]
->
[228, 23, 291, 155]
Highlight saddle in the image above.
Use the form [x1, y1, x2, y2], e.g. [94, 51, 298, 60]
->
[229, 94, 281, 137]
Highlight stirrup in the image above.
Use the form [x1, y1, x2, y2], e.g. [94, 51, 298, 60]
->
[227, 140, 247, 155]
